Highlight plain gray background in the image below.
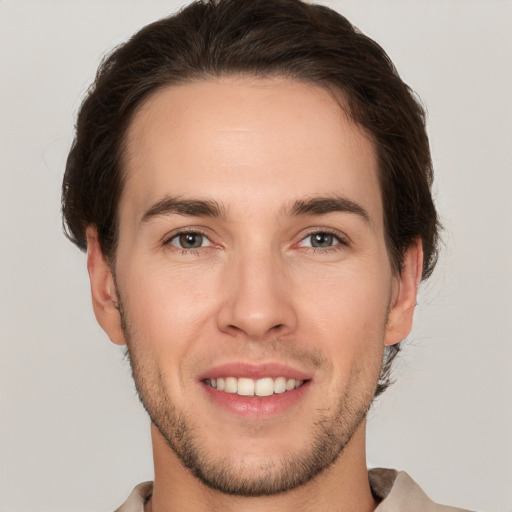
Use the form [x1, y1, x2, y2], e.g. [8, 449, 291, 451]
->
[1, 1, 511, 511]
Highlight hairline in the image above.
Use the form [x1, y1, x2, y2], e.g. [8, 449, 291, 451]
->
[108, 72, 404, 271]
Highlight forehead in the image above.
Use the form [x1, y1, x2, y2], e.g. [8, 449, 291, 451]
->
[121, 77, 382, 226]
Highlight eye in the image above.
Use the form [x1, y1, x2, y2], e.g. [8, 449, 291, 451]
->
[168, 232, 211, 249]
[299, 231, 344, 249]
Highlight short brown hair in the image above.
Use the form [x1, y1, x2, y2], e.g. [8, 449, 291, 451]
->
[62, 0, 440, 396]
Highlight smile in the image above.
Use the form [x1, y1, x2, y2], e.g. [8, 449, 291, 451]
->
[204, 377, 305, 397]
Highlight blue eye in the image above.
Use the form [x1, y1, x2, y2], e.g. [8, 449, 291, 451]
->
[169, 232, 211, 249]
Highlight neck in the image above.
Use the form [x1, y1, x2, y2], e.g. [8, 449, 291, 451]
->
[147, 422, 378, 512]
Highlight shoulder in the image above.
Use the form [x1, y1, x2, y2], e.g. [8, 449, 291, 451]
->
[114, 481, 153, 512]
[370, 468, 474, 512]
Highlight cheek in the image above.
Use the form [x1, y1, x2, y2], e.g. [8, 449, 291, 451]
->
[118, 258, 221, 364]
[295, 263, 391, 365]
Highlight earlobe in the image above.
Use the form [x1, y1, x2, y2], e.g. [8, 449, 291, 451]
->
[384, 239, 423, 347]
[86, 227, 126, 346]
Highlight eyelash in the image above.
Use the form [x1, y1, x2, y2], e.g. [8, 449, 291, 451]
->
[163, 229, 212, 255]
[298, 229, 349, 253]
[163, 229, 349, 255]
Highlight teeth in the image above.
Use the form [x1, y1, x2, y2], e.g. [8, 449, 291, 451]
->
[224, 377, 238, 394]
[205, 376, 305, 397]
[237, 378, 255, 396]
[255, 377, 274, 397]
[274, 377, 287, 394]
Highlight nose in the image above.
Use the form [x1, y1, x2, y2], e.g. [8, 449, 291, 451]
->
[216, 249, 297, 341]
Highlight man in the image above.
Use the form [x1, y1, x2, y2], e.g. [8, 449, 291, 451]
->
[61, 0, 471, 510]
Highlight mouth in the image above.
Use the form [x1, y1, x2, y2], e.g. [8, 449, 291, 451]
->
[198, 363, 312, 417]
[203, 376, 305, 397]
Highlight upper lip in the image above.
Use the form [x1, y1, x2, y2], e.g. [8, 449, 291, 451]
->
[197, 362, 312, 381]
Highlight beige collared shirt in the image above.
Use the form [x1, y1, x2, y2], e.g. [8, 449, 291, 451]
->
[114, 468, 473, 511]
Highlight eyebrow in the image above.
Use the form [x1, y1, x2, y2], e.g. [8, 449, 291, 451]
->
[288, 196, 370, 223]
[141, 196, 226, 224]
[140, 194, 370, 225]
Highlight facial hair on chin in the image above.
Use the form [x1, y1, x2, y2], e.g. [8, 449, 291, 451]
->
[116, 292, 381, 497]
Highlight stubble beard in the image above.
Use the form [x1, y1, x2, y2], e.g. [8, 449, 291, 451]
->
[118, 296, 381, 497]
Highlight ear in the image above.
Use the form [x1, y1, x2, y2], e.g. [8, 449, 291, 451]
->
[384, 239, 423, 346]
[86, 227, 126, 346]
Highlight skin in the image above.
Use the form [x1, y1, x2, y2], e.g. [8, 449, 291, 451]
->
[87, 77, 423, 512]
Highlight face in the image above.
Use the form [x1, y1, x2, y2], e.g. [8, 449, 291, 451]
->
[89, 77, 420, 496]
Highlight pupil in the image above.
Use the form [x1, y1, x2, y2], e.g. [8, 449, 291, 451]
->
[180, 233, 201, 248]
[312, 233, 332, 247]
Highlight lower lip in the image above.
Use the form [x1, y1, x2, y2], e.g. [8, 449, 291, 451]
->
[201, 381, 311, 418]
